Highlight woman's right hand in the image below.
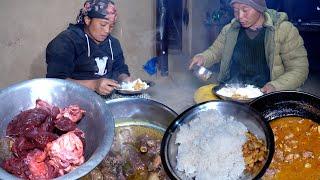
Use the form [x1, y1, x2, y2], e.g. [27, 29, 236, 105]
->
[189, 55, 206, 70]
[95, 78, 119, 95]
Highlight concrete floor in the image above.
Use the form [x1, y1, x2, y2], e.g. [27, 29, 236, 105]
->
[147, 54, 207, 114]
[147, 54, 320, 114]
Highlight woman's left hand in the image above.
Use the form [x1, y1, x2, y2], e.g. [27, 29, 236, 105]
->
[261, 84, 276, 94]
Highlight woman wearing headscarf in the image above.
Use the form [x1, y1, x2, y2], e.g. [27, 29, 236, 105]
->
[46, 0, 131, 95]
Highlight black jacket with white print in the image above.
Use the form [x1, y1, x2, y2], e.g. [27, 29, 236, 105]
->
[46, 24, 129, 80]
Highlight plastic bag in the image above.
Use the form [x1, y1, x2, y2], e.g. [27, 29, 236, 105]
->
[143, 57, 158, 75]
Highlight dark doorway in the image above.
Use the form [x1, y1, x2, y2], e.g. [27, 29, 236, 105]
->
[167, 0, 183, 51]
[268, 0, 320, 71]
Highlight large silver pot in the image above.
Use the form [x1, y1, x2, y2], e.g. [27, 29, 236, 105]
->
[0, 78, 115, 180]
[80, 98, 178, 179]
[105, 98, 178, 129]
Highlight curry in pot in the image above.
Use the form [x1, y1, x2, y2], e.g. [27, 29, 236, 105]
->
[82, 123, 169, 180]
[263, 117, 320, 179]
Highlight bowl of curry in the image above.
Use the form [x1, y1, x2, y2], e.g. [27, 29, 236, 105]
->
[250, 91, 320, 179]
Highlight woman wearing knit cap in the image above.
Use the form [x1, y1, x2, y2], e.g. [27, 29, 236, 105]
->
[189, 0, 308, 93]
[46, 0, 131, 95]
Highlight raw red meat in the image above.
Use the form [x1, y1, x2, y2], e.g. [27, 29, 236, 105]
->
[25, 149, 59, 180]
[25, 129, 59, 149]
[73, 128, 86, 149]
[36, 99, 60, 118]
[2, 99, 86, 180]
[7, 108, 49, 137]
[56, 105, 86, 123]
[1, 156, 29, 179]
[46, 131, 85, 175]
[40, 116, 55, 132]
[11, 137, 37, 158]
[54, 117, 76, 132]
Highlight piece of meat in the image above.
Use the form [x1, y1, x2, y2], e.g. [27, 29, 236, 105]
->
[303, 151, 314, 159]
[274, 150, 284, 162]
[54, 117, 77, 132]
[46, 131, 85, 175]
[56, 105, 85, 123]
[7, 108, 49, 137]
[1, 156, 29, 179]
[72, 128, 86, 150]
[85, 167, 104, 180]
[137, 135, 161, 155]
[25, 129, 59, 149]
[11, 137, 37, 158]
[36, 99, 61, 118]
[148, 155, 162, 171]
[25, 149, 58, 180]
[4, 100, 86, 179]
[99, 151, 123, 176]
[40, 116, 55, 132]
[122, 145, 146, 176]
[98, 151, 125, 179]
[148, 172, 160, 180]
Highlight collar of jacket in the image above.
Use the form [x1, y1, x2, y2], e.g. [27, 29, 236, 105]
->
[229, 9, 275, 31]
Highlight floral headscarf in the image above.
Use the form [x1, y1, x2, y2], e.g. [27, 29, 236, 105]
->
[76, 0, 117, 24]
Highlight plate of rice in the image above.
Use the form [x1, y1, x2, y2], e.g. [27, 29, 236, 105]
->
[116, 79, 153, 95]
[213, 83, 264, 103]
[160, 101, 274, 180]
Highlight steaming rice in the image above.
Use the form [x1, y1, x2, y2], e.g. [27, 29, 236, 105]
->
[217, 84, 263, 99]
[175, 110, 248, 180]
[119, 78, 149, 91]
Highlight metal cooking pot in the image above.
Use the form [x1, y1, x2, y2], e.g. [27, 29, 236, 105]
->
[249, 91, 320, 122]
[0, 78, 115, 180]
[105, 98, 178, 128]
[161, 100, 274, 180]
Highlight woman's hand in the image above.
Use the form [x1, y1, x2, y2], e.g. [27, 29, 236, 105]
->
[261, 84, 276, 94]
[189, 55, 206, 70]
[95, 78, 119, 95]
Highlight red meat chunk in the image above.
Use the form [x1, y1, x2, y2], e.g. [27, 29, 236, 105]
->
[7, 108, 49, 137]
[56, 105, 85, 123]
[25, 129, 59, 149]
[46, 131, 85, 175]
[36, 99, 60, 118]
[2, 156, 28, 179]
[11, 137, 37, 158]
[4, 99, 86, 179]
[25, 149, 59, 180]
[54, 117, 76, 132]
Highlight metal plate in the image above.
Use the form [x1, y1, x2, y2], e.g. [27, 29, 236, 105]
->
[212, 83, 262, 103]
[115, 80, 155, 95]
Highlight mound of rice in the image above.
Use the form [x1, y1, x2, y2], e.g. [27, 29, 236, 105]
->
[175, 110, 248, 180]
[217, 84, 263, 99]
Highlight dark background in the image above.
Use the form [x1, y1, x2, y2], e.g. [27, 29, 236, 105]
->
[266, 0, 320, 72]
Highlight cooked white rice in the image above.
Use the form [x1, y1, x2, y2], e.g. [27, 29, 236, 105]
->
[175, 110, 248, 180]
[217, 84, 263, 99]
[120, 78, 149, 91]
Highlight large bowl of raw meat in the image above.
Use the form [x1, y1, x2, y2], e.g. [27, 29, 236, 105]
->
[0, 78, 115, 180]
